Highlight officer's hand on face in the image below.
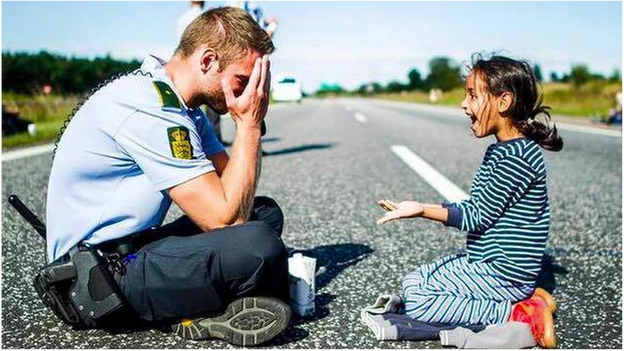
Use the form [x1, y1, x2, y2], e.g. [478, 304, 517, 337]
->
[221, 55, 271, 130]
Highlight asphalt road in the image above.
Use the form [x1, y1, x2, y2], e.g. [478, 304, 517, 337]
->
[2, 98, 622, 348]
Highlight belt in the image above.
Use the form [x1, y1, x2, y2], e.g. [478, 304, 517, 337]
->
[95, 227, 158, 261]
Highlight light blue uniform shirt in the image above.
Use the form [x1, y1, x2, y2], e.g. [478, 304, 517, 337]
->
[46, 55, 225, 262]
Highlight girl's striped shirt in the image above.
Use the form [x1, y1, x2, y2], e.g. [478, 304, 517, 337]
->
[444, 137, 550, 284]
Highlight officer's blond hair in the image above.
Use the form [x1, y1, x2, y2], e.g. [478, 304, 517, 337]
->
[175, 7, 275, 67]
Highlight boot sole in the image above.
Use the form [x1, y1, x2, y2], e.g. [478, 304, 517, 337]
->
[174, 296, 291, 346]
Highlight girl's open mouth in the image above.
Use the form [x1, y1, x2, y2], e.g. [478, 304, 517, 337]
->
[468, 114, 478, 130]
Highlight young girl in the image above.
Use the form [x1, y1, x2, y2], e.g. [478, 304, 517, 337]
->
[377, 55, 562, 348]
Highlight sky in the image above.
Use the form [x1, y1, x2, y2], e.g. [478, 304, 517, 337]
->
[2, 1, 622, 92]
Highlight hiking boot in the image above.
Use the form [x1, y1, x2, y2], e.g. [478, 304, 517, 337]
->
[173, 296, 291, 346]
[509, 299, 557, 349]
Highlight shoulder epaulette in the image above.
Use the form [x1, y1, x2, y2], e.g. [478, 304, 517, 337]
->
[152, 81, 182, 110]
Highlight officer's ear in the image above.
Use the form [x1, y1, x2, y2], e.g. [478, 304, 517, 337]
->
[199, 48, 219, 74]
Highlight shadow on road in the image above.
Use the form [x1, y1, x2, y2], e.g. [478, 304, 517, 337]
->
[294, 243, 375, 290]
[261, 137, 281, 143]
[266, 243, 374, 345]
[289, 243, 374, 321]
[264, 143, 336, 157]
[535, 254, 568, 293]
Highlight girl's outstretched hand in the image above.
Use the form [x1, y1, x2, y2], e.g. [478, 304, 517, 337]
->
[376, 200, 425, 225]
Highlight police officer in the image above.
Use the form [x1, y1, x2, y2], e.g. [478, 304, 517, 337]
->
[46, 7, 290, 346]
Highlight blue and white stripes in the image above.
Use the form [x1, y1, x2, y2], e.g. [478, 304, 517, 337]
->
[445, 138, 550, 284]
[402, 254, 534, 325]
[402, 138, 551, 325]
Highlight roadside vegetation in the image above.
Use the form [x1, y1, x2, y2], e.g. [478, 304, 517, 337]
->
[2, 92, 78, 148]
[316, 57, 622, 119]
[2, 51, 622, 149]
[374, 81, 622, 118]
[2, 51, 139, 149]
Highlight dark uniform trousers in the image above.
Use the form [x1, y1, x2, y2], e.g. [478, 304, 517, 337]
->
[117, 196, 289, 322]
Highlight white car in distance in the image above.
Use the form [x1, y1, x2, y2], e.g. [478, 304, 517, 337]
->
[272, 75, 303, 103]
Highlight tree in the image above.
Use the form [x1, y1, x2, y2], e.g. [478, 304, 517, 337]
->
[570, 64, 592, 87]
[609, 69, 622, 83]
[549, 72, 560, 82]
[2, 51, 140, 95]
[356, 83, 381, 95]
[371, 82, 384, 93]
[356, 84, 370, 95]
[560, 73, 571, 83]
[425, 57, 462, 92]
[316, 82, 344, 96]
[591, 73, 606, 81]
[533, 64, 543, 82]
[386, 81, 405, 93]
[406, 68, 424, 91]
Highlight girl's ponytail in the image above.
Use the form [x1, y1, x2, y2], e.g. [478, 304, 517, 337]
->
[517, 99, 563, 152]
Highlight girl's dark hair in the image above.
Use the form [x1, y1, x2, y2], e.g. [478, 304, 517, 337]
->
[470, 53, 563, 151]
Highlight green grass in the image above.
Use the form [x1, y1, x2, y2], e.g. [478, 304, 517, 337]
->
[2, 119, 66, 149]
[3, 81, 621, 149]
[3, 93, 79, 122]
[2, 93, 78, 149]
[372, 81, 622, 118]
[542, 81, 622, 117]
[1, 93, 280, 149]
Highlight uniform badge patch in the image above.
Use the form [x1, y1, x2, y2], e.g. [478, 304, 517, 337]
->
[167, 126, 193, 160]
